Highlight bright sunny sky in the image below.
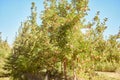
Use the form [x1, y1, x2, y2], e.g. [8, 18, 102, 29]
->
[0, 0, 120, 45]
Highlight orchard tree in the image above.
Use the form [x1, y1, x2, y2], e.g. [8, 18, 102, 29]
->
[41, 0, 91, 79]
[0, 32, 11, 77]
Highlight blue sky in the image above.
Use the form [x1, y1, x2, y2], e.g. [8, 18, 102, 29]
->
[0, 0, 120, 45]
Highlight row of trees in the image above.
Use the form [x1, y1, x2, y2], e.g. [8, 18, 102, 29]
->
[5, 0, 120, 80]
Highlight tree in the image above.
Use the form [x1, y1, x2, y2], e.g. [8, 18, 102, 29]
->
[0, 32, 11, 77]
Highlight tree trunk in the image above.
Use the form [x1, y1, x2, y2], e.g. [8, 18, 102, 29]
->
[63, 59, 67, 80]
[73, 69, 77, 80]
[45, 73, 48, 80]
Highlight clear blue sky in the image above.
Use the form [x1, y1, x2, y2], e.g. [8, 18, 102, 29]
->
[0, 0, 120, 45]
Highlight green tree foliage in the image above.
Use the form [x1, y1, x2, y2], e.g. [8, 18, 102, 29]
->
[0, 32, 11, 76]
[5, 0, 120, 80]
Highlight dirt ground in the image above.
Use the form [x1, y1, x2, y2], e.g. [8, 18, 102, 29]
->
[96, 71, 120, 80]
[0, 77, 9, 80]
[0, 72, 120, 80]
